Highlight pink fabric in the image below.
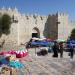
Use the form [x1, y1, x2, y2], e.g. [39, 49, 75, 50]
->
[16, 51, 28, 58]
[0, 50, 28, 58]
[0, 51, 8, 55]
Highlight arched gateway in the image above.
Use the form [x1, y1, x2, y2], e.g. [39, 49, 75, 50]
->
[32, 27, 40, 38]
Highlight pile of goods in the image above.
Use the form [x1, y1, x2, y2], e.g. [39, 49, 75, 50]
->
[0, 65, 17, 75]
[0, 50, 28, 58]
[0, 50, 28, 75]
[37, 49, 48, 56]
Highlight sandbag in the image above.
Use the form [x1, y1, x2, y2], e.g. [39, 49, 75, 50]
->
[37, 49, 48, 56]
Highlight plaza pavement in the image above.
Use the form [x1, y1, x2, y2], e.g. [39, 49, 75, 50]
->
[18, 48, 75, 75]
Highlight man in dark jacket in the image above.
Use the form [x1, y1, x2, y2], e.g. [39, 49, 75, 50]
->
[69, 45, 74, 59]
[52, 41, 59, 57]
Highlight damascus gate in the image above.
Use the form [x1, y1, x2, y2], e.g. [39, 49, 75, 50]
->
[0, 7, 75, 49]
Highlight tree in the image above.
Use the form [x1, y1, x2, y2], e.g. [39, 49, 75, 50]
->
[0, 14, 11, 37]
[70, 28, 75, 40]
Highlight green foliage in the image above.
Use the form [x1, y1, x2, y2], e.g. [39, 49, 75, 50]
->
[70, 28, 75, 40]
[0, 14, 11, 37]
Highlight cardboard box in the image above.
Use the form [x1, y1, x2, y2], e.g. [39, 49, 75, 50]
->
[1, 67, 10, 75]
[10, 68, 17, 75]
[1, 67, 17, 75]
[6, 55, 16, 61]
[2, 70, 10, 75]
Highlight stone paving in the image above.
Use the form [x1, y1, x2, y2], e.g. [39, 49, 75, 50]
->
[18, 51, 75, 75]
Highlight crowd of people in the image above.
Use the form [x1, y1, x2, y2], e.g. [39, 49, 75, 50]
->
[25, 38, 75, 59]
[51, 41, 74, 59]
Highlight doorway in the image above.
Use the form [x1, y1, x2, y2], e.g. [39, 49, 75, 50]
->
[32, 33, 38, 38]
[32, 27, 40, 38]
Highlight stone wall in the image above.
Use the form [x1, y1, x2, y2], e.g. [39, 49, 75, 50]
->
[0, 8, 75, 50]
[0, 8, 48, 50]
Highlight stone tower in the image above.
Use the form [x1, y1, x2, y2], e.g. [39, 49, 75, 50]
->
[58, 12, 75, 40]
[43, 13, 58, 39]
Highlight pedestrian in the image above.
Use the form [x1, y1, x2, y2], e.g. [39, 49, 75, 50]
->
[48, 46, 53, 53]
[69, 45, 74, 59]
[59, 42, 63, 58]
[52, 41, 59, 57]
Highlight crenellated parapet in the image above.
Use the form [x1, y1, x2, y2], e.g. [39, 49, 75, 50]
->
[0, 7, 48, 22]
[0, 7, 17, 13]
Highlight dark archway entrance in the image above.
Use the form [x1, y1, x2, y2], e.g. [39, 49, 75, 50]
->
[32, 27, 40, 38]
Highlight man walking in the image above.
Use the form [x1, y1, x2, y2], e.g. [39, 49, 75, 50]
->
[52, 41, 59, 57]
[59, 42, 63, 58]
[69, 45, 74, 59]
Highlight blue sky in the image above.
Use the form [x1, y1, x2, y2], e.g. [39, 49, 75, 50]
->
[0, 0, 75, 20]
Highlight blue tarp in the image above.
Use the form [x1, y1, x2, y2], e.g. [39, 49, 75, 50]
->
[67, 40, 75, 43]
[9, 60, 24, 69]
[0, 58, 24, 69]
[0, 58, 9, 65]
[31, 41, 54, 47]
[66, 40, 75, 48]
